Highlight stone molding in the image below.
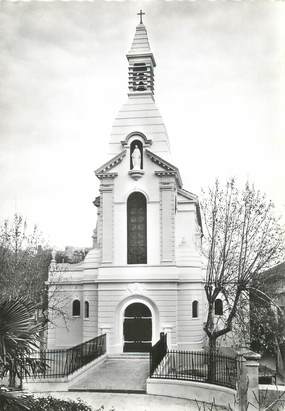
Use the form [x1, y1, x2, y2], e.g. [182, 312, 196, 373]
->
[177, 188, 198, 202]
[95, 150, 126, 177]
[96, 172, 118, 180]
[146, 149, 182, 187]
[121, 131, 152, 147]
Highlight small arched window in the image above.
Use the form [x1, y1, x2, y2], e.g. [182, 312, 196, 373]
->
[130, 140, 143, 170]
[72, 300, 80, 316]
[192, 300, 199, 318]
[84, 301, 89, 319]
[215, 299, 223, 316]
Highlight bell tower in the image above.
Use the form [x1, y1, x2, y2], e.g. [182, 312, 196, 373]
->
[108, 10, 171, 161]
[126, 11, 156, 96]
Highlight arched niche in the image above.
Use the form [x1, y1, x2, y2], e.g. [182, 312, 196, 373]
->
[130, 140, 143, 170]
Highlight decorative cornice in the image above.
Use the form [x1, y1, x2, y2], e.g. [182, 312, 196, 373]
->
[155, 171, 177, 179]
[96, 172, 118, 180]
[95, 150, 126, 178]
[177, 188, 198, 202]
[126, 52, 156, 67]
[146, 149, 182, 187]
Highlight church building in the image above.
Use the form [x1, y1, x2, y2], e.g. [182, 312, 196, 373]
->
[47, 14, 205, 354]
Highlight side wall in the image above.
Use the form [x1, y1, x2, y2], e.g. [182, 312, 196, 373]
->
[47, 283, 98, 349]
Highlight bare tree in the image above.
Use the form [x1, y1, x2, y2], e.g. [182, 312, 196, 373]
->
[201, 179, 285, 355]
[0, 215, 70, 329]
[0, 214, 50, 303]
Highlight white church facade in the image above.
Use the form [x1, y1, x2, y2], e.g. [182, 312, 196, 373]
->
[47, 17, 206, 354]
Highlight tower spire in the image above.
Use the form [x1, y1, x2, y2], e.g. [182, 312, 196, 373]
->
[126, 13, 156, 96]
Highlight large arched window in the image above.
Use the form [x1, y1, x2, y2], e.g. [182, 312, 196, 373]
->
[84, 301, 89, 319]
[72, 300, 80, 316]
[127, 192, 147, 264]
[192, 300, 199, 318]
[215, 299, 223, 316]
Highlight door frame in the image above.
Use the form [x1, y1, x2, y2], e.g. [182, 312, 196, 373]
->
[117, 296, 159, 353]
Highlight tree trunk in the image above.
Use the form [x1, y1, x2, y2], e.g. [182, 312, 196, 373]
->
[8, 369, 16, 388]
[207, 335, 217, 383]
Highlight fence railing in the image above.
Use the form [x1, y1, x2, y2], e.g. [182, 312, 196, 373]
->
[149, 332, 167, 376]
[150, 349, 238, 390]
[26, 333, 106, 379]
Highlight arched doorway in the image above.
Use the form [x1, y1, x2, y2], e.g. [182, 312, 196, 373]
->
[123, 302, 152, 352]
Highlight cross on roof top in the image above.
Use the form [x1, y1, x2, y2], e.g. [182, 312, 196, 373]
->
[137, 9, 145, 25]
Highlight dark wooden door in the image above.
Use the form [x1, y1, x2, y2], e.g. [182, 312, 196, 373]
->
[123, 303, 152, 352]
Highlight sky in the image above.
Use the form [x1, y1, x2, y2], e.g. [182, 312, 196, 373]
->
[0, 0, 285, 249]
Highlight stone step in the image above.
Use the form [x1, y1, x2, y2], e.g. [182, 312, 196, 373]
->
[68, 388, 146, 394]
[108, 353, 150, 360]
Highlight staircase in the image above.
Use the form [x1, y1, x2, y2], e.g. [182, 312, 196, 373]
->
[68, 353, 149, 393]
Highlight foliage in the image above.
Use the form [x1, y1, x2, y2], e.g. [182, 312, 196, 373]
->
[55, 249, 89, 264]
[0, 392, 93, 411]
[255, 386, 285, 411]
[201, 179, 285, 351]
[0, 214, 51, 307]
[27, 396, 92, 411]
[250, 275, 285, 355]
[0, 297, 46, 387]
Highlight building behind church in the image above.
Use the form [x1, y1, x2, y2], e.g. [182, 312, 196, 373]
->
[47, 17, 206, 354]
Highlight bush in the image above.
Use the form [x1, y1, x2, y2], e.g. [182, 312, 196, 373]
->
[0, 394, 92, 411]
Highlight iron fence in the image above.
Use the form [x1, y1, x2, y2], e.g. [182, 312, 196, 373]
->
[150, 349, 238, 390]
[26, 333, 106, 379]
[149, 332, 167, 375]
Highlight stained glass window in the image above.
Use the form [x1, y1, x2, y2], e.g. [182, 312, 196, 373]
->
[127, 192, 147, 264]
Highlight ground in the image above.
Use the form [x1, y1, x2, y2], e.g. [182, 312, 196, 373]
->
[33, 392, 228, 411]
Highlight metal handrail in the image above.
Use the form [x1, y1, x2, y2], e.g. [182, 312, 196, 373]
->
[150, 349, 238, 390]
[26, 333, 106, 379]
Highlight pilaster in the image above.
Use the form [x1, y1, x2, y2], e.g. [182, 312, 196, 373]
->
[99, 179, 115, 265]
[159, 176, 176, 264]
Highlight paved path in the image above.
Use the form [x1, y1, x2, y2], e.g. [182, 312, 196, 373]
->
[34, 391, 213, 411]
[69, 358, 149, 392]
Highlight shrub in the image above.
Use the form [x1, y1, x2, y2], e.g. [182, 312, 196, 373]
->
[0, 394, 92, 411]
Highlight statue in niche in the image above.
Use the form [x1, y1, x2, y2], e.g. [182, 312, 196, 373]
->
[131, 145, 142, 170]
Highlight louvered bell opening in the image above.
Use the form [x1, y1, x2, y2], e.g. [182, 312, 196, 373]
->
[128, 63, 154, 92]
